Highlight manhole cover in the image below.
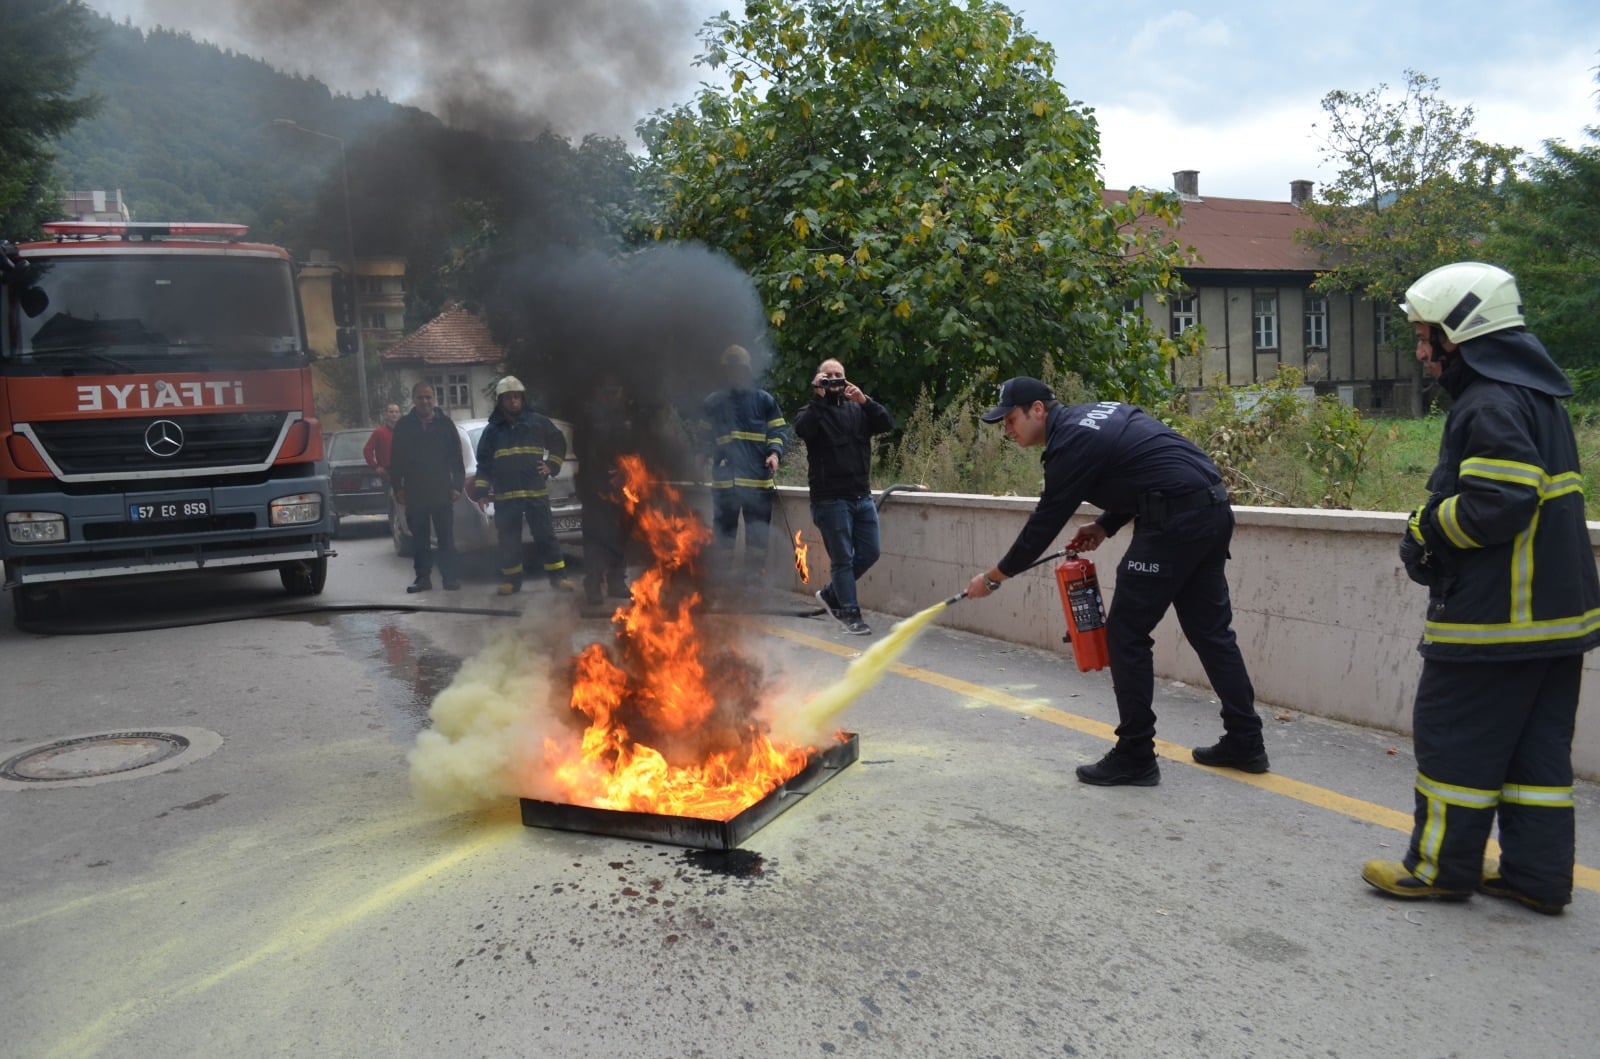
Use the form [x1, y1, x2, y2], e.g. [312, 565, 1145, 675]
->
[0, 727, 223, 789]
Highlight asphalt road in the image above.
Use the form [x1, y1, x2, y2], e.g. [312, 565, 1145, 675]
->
[3, 523, 1597, 1058]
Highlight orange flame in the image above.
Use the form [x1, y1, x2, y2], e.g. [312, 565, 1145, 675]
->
[793, 530, 810, 584]
[540, 454, 811, 819]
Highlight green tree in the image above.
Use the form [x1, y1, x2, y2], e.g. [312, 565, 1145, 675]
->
[639, 0, 1194, 417]
[1484, 64, 1600, 386]
[0, 0, 100, 235]
[1297, 70, 1520, 304]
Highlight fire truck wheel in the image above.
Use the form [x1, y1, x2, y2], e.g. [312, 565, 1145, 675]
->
[279, 556, 328, 596]
[11, 585, 63, 627]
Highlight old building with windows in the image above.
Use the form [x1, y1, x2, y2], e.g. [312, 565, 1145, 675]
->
[378, 304, 505, 421]
[1111, 171, 1415, 413]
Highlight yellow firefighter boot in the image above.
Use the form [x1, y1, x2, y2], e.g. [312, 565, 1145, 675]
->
[1361, 859, 1471, 901]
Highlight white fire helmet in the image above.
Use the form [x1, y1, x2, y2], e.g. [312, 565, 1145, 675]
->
[1400, 262, 1524, 345]
[494, 375, 526, 398]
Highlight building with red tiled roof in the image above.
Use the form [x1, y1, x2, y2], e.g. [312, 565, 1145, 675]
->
[380, 304, 506, 420]
[1113, 171, 1412, 413]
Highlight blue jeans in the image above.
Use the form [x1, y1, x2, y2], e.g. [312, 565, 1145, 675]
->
[810, 496, 880, 614]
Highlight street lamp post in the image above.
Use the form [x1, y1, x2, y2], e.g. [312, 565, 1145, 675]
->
[273, 118, 369, 426]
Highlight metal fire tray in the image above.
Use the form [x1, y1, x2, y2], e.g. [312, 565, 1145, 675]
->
[519, 732, 859, 850]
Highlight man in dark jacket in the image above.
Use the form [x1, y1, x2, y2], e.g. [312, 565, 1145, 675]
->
[389, 382, 462, 593]
[1361, 262, 1600, 914]
[472, 376, 574, 596]
[703, 345, 787, 577]
[793, 358, 894, 635]
[963, 377, 1266, 786]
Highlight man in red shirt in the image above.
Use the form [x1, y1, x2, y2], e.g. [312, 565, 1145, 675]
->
[364, 402, 402, 479]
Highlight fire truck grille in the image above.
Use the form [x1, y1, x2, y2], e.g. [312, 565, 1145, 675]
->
[82, 513, 257, 541]
[30, 413, 288, 476]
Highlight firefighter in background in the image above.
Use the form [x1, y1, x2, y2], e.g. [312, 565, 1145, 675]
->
[471, 376, 575, 595]
[1362, 263, 1600, 914]
[702, 344, 786, 576]
[963, 377, 1266, 787]
[575, 375, 632, 606]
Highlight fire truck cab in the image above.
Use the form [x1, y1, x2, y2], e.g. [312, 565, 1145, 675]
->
[0, 221, 334, 625]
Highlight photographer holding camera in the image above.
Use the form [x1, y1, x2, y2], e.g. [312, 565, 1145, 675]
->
[793, 358, 894, 635]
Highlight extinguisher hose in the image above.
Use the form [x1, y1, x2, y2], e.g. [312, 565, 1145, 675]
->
[942, 547, 1069, 606]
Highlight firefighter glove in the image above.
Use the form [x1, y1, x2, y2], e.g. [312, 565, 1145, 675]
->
[1399, 532, 1436, 586]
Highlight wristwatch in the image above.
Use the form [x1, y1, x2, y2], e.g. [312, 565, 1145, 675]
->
[983, 574, 1003, 592]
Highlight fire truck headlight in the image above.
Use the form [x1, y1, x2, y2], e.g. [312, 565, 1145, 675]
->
[269, 493, 324, 526]
[5, 511, 67, 544]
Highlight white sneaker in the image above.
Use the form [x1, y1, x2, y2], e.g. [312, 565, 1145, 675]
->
[815, 588, 848, 629]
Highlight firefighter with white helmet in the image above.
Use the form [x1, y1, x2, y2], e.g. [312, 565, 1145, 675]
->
[472, 375, 574, 594]
[1362, 262, 1599, 914]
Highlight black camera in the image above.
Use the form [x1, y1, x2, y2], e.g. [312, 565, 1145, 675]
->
[821, 376, 848, 391]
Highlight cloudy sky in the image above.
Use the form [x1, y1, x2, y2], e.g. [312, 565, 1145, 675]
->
[89, 0, 1600, 201]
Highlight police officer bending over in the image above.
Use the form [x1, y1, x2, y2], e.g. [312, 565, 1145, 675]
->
[1361, 263, 1599, 915]
[964, 377, 1267, 786]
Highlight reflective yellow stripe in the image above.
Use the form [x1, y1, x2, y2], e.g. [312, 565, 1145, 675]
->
[500, 564, 524, 577]
[1416, 791, 1447, 884]
[1437, 495, 1481, 549]
[1459, 457, 1545, 490]
[1416, 771, 1500, 810]
[732, 477, 775, 489]
[1511, 508, 1538, 624]
[497, 489, 549, 500]
[710, 480, 733, 489]
[725, 431, 768, 443]
[1424, 607, 1600, 645]
[545, 455, 563, 471]
[493, 445, 546, 458]
[766, 418, 787, 429]
[543, 560, 567, 572]
[1502, 783, 1575, 808]
[1408, 507, 1427, 545]
[768, 437, 786, 451]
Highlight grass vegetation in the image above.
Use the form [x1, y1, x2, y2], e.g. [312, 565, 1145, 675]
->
[828, 366, 1600, 521]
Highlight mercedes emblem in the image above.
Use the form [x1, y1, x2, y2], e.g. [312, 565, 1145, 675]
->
[144, 419, 185, 458]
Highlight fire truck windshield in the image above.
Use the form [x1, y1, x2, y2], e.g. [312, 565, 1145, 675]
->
[4, 254, 305, 369]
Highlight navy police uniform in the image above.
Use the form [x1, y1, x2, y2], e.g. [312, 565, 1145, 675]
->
[996, 399, 1263, 761]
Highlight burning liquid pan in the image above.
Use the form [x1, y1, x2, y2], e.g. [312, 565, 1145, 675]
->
[520, 733, 859, 850]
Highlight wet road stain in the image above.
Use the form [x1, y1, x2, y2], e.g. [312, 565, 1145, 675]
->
[682, 848, 767, 879]
[323, 612, 464, 737]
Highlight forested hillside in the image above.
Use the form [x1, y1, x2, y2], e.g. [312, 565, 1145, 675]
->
[50, 15, 642, 328]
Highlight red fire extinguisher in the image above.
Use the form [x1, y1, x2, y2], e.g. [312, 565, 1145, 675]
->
[1056, 552, 1110, 672]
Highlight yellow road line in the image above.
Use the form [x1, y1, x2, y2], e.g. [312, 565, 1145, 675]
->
[764, 621, 1600, 895]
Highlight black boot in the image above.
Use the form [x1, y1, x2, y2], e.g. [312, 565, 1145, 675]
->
[1076, 747, 1160, 787]
[1192, 736, 1269, 774]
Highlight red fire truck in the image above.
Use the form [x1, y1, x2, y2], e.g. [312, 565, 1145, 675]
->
[0, 221, 334, 624]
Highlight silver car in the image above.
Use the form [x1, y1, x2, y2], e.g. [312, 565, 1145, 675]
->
[391, 416, 582, 556]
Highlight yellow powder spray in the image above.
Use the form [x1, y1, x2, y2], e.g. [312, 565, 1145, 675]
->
[789, 597, 959, 737]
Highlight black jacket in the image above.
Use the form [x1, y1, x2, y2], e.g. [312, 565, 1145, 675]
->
[998, 401, 1219, 576]
[389, 410, 464, 509]
[473, 405, 566, 502]
[1412, 335, 1600, 659]
[793, 394, 894, 501]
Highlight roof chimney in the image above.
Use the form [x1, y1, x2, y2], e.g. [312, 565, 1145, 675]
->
[1174, 170, 1200, 200]
[1290, 179, 1314, 206]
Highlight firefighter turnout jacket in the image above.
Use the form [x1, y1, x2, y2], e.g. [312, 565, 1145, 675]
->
[1411, 332, 1600, 660]
[996, 401, 1221, 577]
[472, 406, 567, 501]
[703, 387, 786, 491]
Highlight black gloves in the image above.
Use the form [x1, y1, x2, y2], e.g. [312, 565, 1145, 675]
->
[1400, 494, 1450, 587]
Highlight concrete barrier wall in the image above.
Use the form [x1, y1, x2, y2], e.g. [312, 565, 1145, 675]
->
[755, 487, 1600, 780]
